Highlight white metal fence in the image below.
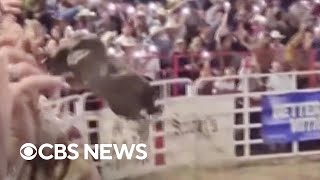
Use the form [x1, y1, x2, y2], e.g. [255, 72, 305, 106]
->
[43, 70, 320, 179]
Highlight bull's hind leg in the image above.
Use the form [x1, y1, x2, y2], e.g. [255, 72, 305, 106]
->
[136, 116, 150, 143]
[141, 86, 163, 115]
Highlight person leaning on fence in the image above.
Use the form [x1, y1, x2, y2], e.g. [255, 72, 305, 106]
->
[266, 61, 294, 91]
[214, 67, 237, 94]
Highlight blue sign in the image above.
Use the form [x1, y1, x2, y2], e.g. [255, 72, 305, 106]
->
[262, 91, 320, 143]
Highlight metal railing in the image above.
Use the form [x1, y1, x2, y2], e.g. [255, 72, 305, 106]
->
[39, 70, 320, 179]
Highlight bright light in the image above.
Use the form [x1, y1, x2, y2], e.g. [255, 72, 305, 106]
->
[315, 0, 320, 4]
[133, 51, 141, 58]
[148, 3, 157, 10]
[224, 2, 231, 10]
[201, 51, 210, 58]
[148, 45, 158, 52]
[133, 50, 146, 58]
[301, 0, 309, 6]
[253, 5, 261, 13]
[257, 32, 264, 40]
[108, 3, 116, 11]
[314, 26, 320, 33]
[107, 47, 116, 55]
[181, 7, 191, 15]
[260, 0, 267, 7]
[127, 6, 136, 14]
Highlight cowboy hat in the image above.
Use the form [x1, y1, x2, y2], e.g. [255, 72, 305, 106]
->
[52, 6, 80, 22]
[101, 31, 117, 45]
[115, 35, 137, 47]
[156, 8, 167, 16]
[72, 29, 96, 39]
[250, 14, 267, 24]
[270, 30, 285, 39]
[174, 38, 185, 44]
[164, 18, 180, 29]
[149, 26, 165, 37]
[75, 8, 97, 19]
[167, 0, 190, 13]
[136, 10, 146, 17]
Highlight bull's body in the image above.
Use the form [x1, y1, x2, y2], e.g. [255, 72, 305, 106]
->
[46, 36, 161, 120]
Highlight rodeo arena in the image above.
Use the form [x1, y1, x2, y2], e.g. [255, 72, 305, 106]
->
[4, 0, 320, 179]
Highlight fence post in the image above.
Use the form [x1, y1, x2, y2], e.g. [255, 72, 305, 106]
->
[242, 74, 250, 157]
[308, 49, 317, 87]
[289, 71, 298, 91]
[172, 54, 179, 96]
[186, 84, 194, 97]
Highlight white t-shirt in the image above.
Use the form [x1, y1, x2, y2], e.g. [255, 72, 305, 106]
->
[214, 80, 236, 91]
[135, 58, 161, 79]
[267, 74, 294, 91]
[237, 68, 261, 92]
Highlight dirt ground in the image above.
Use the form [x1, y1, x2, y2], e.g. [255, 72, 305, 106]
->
[128, 157, 320, 180]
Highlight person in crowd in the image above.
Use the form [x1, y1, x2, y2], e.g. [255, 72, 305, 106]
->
[238, 55, 264, 92]
[46, 25, 63, 54]
[133, 10, 149, 41]
[187, 37, 203, 80]
[131, 46, 161, 80]
[269, 30, 286, 63]
[0, 15, 101, 180]
[196, 60, 214, 95]
[74, 8, 97, 31]
[149, 25, 173, 69]
[285, 23, 314, 71]
[0, 0, 23, 15]
[214, 67, 237, 94]
[266, 61, 294, 91]
[171, 38, 190, 77]
[2, 0, 320, 177]
[116, 35, 137, 67]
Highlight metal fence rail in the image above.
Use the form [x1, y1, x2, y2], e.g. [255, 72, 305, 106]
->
[41, 70, 320, 179]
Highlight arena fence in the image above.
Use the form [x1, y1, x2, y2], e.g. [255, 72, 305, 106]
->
[43, 70, 320, 179]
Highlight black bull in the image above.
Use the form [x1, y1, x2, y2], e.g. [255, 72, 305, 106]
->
[45, 36, 162, 120]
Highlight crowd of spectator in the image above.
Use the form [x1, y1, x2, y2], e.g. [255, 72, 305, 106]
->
[3, 0, 320, 94]
[2, 0, 320, 178]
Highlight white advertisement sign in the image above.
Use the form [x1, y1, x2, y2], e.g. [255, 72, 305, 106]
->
[161, 96, 236, 167]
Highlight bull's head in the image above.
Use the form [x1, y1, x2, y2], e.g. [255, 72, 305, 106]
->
[45, 36, 107, 76]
